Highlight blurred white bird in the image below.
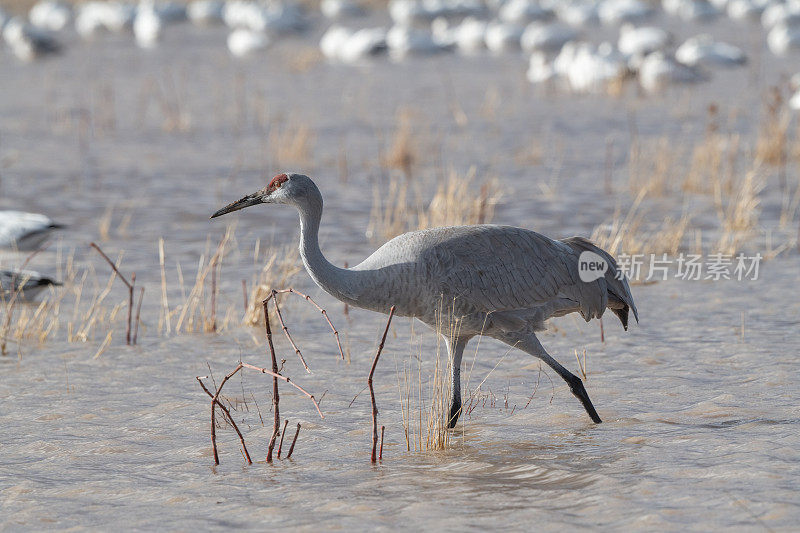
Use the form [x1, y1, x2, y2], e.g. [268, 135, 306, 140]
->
[0, 269, 62, 302]
[790, 73, 800, 110]
[227, 28, 269, 56]
[321, 24, 386, 62]
[761, 2, 800, 30]
[618, 24, 670, 57]
[339, 27, 387, 62]
[555, 2, 599, 28]
[598, 0, 654, 25]
[29, 0, 72, 32]
[0, 211, 63, 251]
[387, 24, 446, 57]
[767, 23, 800, 55]
[187, 0, 225, 26]
[321, 0, 366, 19]
[75, 1, 136, 39]
[498, 0, 554, 24]
[638, 51, 704, 92]
[223, 1, 306, 33]
[726, 0, 768, 22]
[564, 41, 628, 93]
[526, 51, 557, 83]
[521, 21, 578, 54]
[484, 21, 523, 53]
[663, 0, 719, 22]
[134, 0, 162, 48]
[2, 17, 61, 61]
[675, 34, 746, 67]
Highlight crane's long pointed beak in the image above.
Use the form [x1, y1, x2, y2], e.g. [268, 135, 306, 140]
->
[210, 193, 262, 219]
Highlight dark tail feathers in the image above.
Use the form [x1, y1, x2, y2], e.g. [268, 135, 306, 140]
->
[560, 236, 639, 330]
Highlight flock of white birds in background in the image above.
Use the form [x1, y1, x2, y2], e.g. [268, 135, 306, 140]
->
[0, 3, 798, 296]
[1, 0, 798, 100]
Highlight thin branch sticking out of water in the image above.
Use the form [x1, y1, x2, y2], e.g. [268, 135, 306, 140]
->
[286, 423, 301, 459]
[369, 306, 395, 463]
[264, 288, 345, 367]
[90, 242, 142, 345]
[197, 369, 252, 466]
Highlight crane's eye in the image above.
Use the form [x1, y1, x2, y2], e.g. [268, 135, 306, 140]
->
[268, 173, 289, 190]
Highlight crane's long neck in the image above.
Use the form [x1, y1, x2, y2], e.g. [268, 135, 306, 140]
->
[296, 193, 359, 303]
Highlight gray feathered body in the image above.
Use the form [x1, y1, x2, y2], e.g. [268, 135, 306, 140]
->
[346, 225, 638, 336]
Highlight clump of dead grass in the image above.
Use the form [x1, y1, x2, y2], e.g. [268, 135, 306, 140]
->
[397, 308, 463, 452]
[242, 246, 302, 327]
[715, 168, 765, 254]
[269, 120, 315, 168]
[382, 108, 417, 178]
[755, 87, 790, 167]
[591, 189, 692, 257]
[367, 165, 502, 243]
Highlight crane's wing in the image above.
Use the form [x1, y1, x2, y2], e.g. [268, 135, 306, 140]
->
[421, 226, 637, 328]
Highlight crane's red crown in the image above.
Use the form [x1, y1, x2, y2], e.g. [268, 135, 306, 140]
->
[268, 173, 289, 192]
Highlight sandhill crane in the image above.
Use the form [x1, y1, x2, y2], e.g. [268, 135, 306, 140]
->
[211, 173, 638, 427]
[0, 211, 64, 251]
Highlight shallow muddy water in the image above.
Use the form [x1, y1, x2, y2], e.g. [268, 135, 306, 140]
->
[1, 9, 800, 531]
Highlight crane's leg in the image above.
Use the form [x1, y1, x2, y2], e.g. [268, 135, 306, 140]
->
[443, 335, 469, 428]
[494, 332, 602, 423]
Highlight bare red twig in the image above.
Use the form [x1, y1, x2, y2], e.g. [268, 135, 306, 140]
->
[379, 426, 385, 461]
[265, 288, 345, 362]
[286, 423, 300, 458]
[369, 306, 395, 463]
[90, 242, 139, 345]
[264, 299, 280, 463]
[197, 364, 252, 465]
[241, 362, 324, 419]
[277, 419, 289, 458]
[89, 242, 132, 288]
[128, 273, 135, 345]
[133, 286, 144, 345]
[269, 290, 310, 372]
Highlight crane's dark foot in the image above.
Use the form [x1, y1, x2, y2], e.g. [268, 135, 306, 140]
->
[569, 375, 602, 423]
[447, 400, 461, 428]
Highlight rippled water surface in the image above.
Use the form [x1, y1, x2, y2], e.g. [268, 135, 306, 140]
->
[2, 12, 800, 531]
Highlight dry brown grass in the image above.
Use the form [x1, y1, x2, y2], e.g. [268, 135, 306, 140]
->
[591, 189, 692, 257]
[715, 168, 765, 254]
[0, 248, 138, 358]
[367, 165, 501, 243]
[683, 133, 740, 194]
[397, 308, 464, 452]
[268, 120, 315, 169]
[170, 229, 234, 334]
[755, 87, 790, 167]
[382, 109, 417, 178]
[628, 136, 684, 197]
[596, 146, 768, 259]
[514, 136, 544, 166]
[280, 46, 324, 73]
[242, 246, 302, 327]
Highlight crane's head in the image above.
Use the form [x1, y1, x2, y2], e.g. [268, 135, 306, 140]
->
[210, 173, 318, 219]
